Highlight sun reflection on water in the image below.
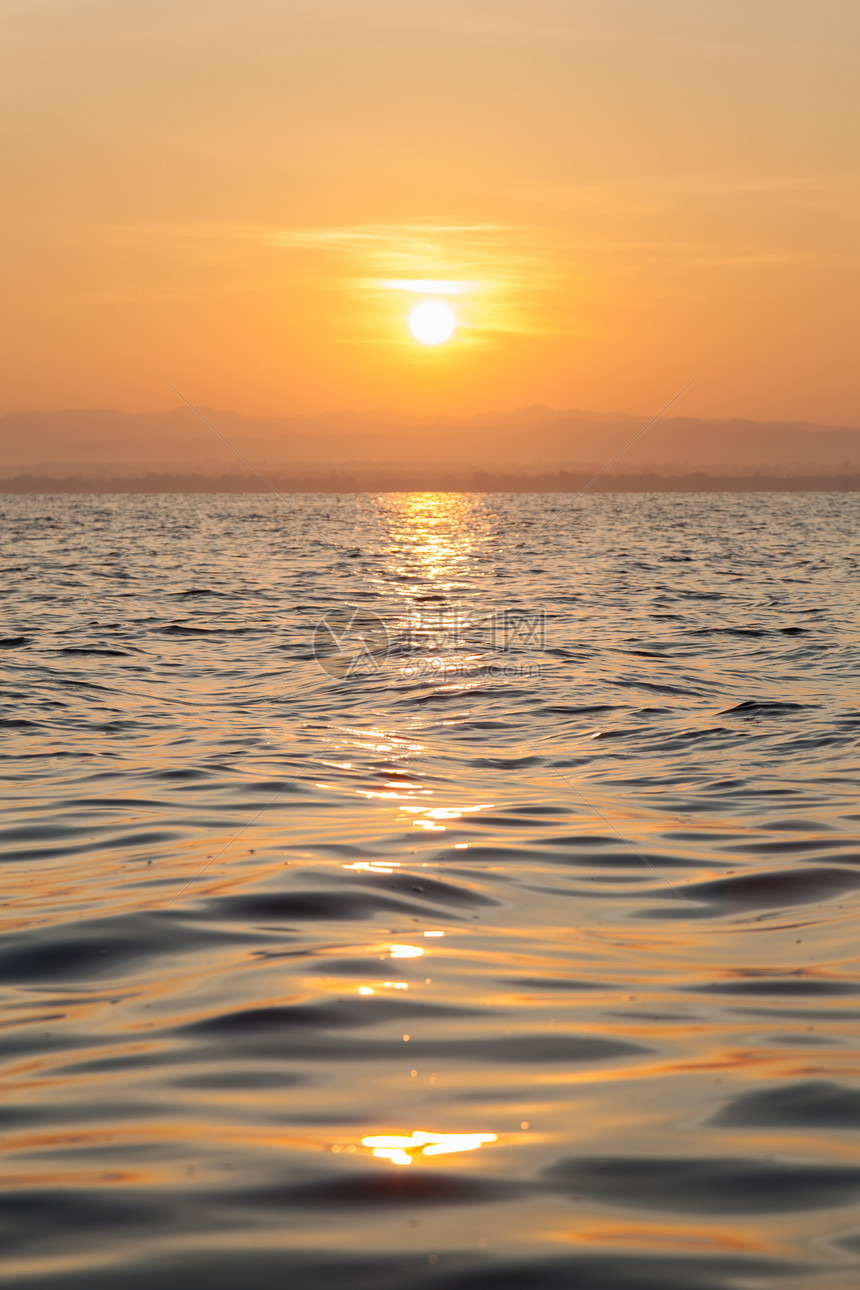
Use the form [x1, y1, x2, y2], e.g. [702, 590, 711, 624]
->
[342, 860, 400, 873]
[361, 1130, 498, 1166]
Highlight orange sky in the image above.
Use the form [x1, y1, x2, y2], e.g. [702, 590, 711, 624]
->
[2, 0, 858, 423]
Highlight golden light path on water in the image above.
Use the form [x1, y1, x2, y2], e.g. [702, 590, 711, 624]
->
[317, 497, 545, 1194]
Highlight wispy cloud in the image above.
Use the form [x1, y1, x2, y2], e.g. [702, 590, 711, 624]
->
[269, 219, 566, 337]
[377, 279, 477, 295]
[514, 171, 860, 218]
[269, 220, 539, 282]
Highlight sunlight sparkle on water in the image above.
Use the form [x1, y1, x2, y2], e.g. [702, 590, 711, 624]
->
[362, 1131, 498, 1166]
[343, 861, 400, 873]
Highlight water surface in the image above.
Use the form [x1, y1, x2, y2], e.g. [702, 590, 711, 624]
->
[1, 491, 859, 1288]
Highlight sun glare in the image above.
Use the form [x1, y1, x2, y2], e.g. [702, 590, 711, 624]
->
[409, 300, 456, 346]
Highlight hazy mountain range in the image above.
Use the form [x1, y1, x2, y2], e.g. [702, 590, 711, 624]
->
[2, 407, 859, 491]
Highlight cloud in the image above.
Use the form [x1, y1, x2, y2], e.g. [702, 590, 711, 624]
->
[514, 171, 860, 217]
[269, 220, 566, 336]
[269, 220, 530, 278]
[377, 279, 477, 295]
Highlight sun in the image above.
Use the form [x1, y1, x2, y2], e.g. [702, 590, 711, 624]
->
[409, 300, 456, 346]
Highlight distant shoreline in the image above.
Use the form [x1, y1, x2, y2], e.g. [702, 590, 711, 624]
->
[3, 472, 860, 495]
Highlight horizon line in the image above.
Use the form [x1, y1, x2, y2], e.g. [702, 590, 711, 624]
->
[2, 405, 859, 430]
